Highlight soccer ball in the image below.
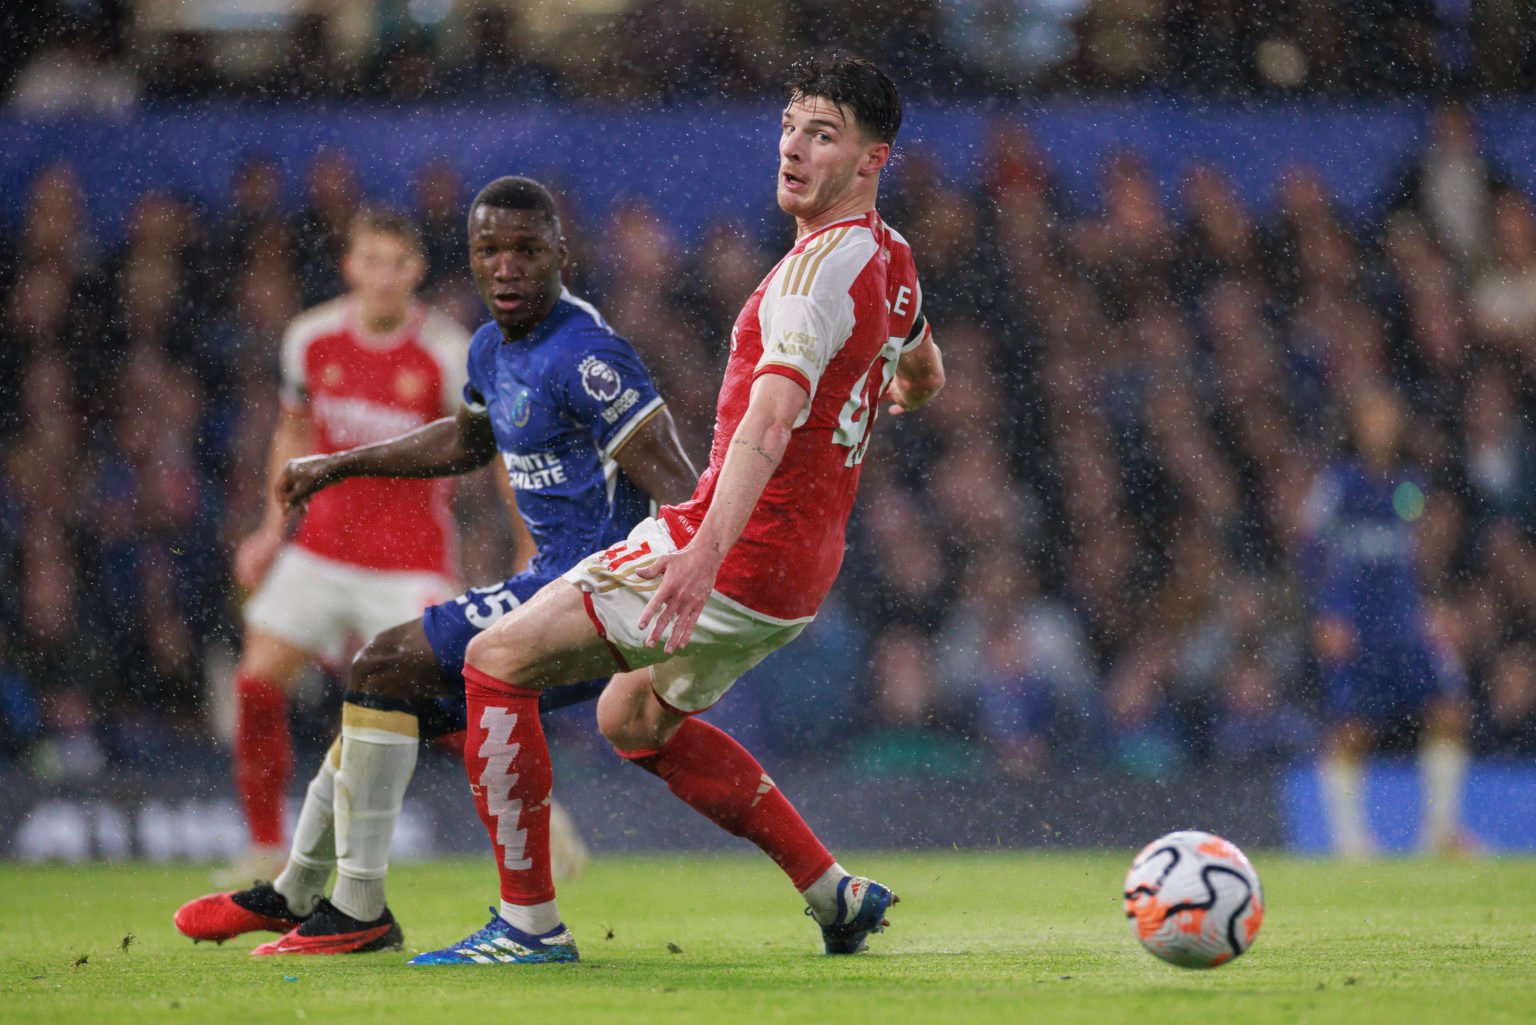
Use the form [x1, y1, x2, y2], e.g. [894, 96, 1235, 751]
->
[1123, 830, 1264, 969]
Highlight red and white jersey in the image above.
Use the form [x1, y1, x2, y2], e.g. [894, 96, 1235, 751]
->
[279, 297, 470, 575]
[661, 210, 926, 621]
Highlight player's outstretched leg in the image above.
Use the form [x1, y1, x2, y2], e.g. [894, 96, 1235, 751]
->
[409, 665, 576, 965]
[599, 676, 898, 954]
[175, 739, 339, 943]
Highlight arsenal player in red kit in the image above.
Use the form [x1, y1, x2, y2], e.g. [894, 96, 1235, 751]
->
[412, 55, 945, 965]
[227, 209, 470, 882]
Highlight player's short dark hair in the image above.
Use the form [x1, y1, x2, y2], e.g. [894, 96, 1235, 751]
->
[469, 176, 561, 233]
[782, 55, 902, 145]
[348, 207, 423, 253]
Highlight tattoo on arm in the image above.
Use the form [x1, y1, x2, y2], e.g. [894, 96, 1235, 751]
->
[731, 437, 776, 466]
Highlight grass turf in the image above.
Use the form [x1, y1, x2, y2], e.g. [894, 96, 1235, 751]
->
[1, 851, 1533, 1025]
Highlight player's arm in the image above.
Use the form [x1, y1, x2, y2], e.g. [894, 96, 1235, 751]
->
[884, 316, 945, 415]
[234, 403, 313, 591]
[612, 407, 699, 507]
[635, 374, 805, 652]
[278, 405, 498, 514]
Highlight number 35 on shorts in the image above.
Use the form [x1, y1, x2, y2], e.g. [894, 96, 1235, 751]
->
[454, 582, 524, 630]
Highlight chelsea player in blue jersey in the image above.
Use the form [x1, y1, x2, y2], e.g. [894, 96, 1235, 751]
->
[174, 177, 697, 954]
[1300, 384, 1473, 858]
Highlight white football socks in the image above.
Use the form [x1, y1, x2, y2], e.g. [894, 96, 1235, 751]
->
[501, 899, 563, 936]
[1319, 755, 1373, 858]
[272, 740, 340, 917]
[801, 863, 850, 925]
[1420, 736, 1469, 852]
[331, 719, 418, 923]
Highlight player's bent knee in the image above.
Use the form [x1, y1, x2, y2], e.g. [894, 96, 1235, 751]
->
[462, 630, 497, 672]
[351, 623, 438, 702]
[596, 675, 679, 755]
[595, 699, 638, 751]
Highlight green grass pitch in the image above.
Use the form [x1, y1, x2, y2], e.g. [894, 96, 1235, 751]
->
[2, 851, 1533, 1025]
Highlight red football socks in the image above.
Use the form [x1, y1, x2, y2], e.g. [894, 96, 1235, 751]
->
[625, 718, 835, 891]
[233, 672, 292, 847]
[463, 665, 555, 907]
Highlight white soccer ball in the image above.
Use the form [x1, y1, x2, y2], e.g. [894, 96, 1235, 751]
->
[1122, 830, 1264, 969]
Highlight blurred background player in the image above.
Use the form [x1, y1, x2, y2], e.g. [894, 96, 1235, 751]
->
[177, 176, 697, 954]
[226, 208, 469, 883]
[1300, 384, 1474, 857]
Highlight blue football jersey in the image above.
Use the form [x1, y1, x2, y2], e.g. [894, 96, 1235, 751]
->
[463, 289, 665, 577]
[1299, 458, 1426, 642]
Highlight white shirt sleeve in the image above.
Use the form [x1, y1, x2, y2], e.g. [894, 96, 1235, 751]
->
[755, 288, 855, 401]
[278, 319, 308, 409]
[420, 310, 473, 416]
[754, 229, 870, 400]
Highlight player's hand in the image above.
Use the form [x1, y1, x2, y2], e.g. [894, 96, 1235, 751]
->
[634, 542, 724, 654]
[882, 377, 923, 416]
[234, 527, 284, 591]
[278, 455, 343, 514]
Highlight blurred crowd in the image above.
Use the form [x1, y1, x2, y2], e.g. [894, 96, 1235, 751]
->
[6, 98, 1536, 786]
[2, 0, 1530, 116]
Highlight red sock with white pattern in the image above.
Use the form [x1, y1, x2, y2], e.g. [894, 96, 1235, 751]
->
[462, 665, 560, 934]
[621, 718, 837, 893]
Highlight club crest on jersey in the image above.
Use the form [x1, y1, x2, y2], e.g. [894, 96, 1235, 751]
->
[578, 356, 622, 403]
[511, 388, 532, 428]
[321, 363, 343, 388]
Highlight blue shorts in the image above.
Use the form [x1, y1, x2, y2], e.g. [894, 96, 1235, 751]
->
[1323, 636, 1462, 727]
[417, 573, 607, 740]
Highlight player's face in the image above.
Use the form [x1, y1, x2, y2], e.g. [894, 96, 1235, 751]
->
[342, 229, 425, 321]
[777, 97, 889, 226]
[468, 206, 566, 340]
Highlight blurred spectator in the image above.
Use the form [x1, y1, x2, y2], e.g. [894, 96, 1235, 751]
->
[848, 627, 977, 778]
[1462, 362, 1536, 536]
[1384, 102, 1507, 273]
[1102, 640, 1186, 778]
[1469, 189, 1536, 355]
[7, 18, 137, 117]
[265, 12, 353, 101]
[141, 31, 220, 101]
[1210, 655, 1314, 766]
[937, 0, 1086, 87]
[366, 25, 439, 100]
[294, 150, 362, 306]
[0, 628, 43, 765]
[1477, 644, 1536, 756]
[440, 4, 558, 99]
[1176, 164, 1260, 301]
[414, 160, 469, 295]
[971, 612, 1060, 780]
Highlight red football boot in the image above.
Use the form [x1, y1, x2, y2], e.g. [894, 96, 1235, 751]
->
[174, 882, 308, 943]
[251, 899, 402, 956]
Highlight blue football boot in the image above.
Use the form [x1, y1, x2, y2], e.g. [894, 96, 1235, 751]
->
[814, 876, 899, 955]
[408, 909, 579, 965]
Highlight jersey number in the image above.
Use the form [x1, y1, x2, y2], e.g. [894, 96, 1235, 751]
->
[833, 339, 902, 466]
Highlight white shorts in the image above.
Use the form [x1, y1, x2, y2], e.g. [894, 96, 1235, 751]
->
[244, 546, 457, 664]
[562, 517, 810, 714]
